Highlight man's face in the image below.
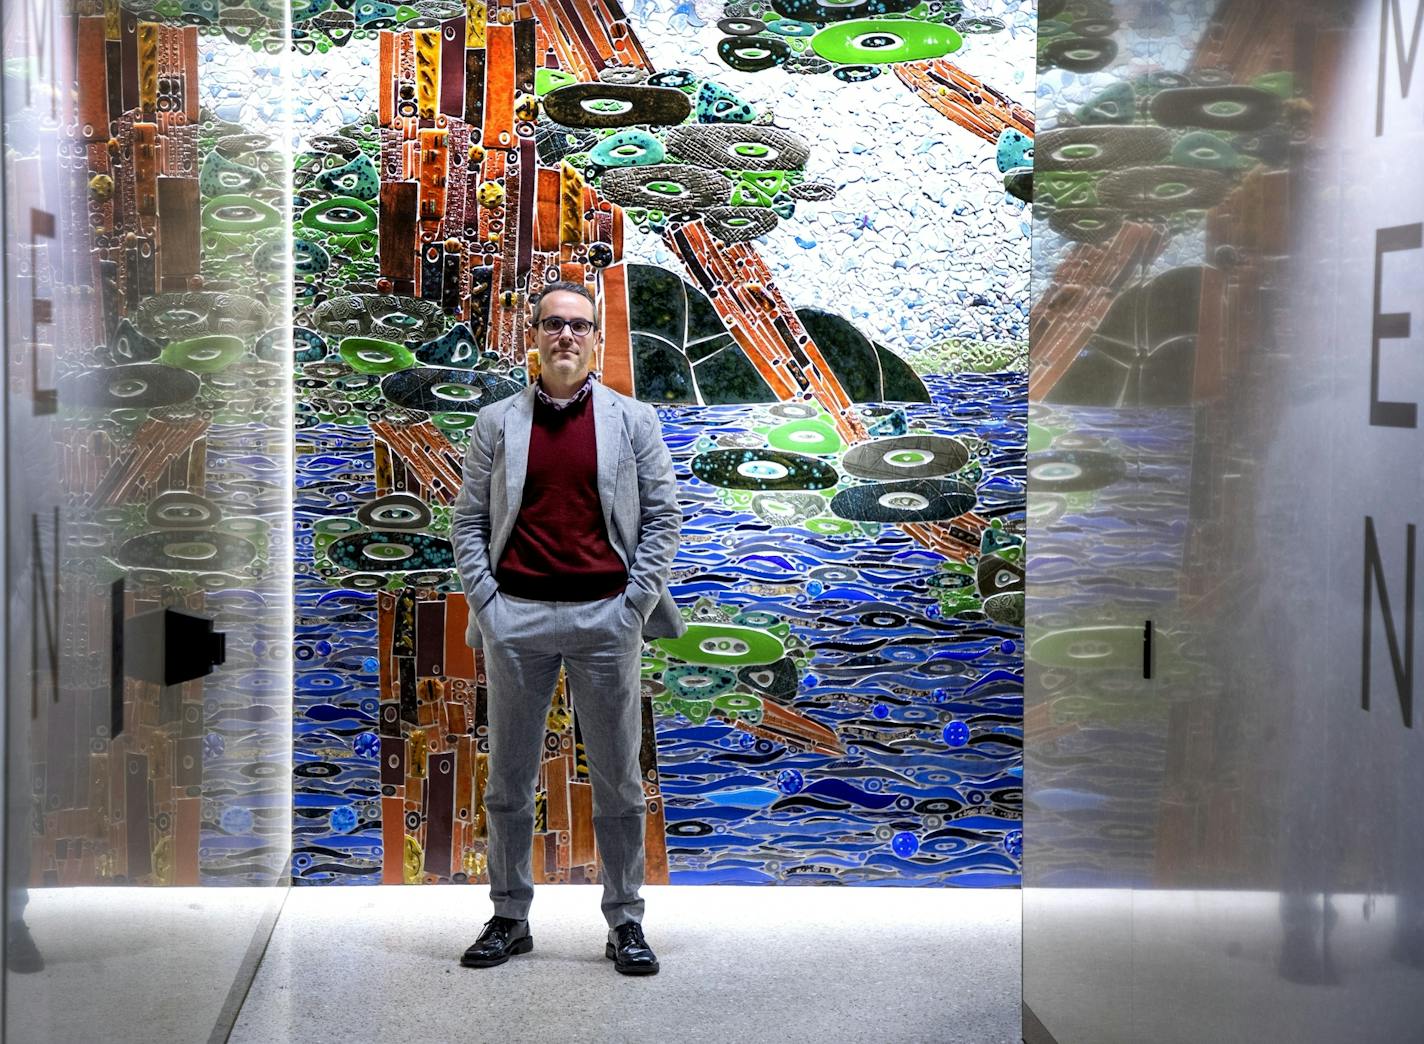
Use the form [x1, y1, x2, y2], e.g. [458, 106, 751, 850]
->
[530, 290, 600, 388]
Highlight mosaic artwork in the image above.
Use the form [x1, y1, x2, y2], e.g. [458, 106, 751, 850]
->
[10, 0, 1030, 889]
[4, 6, 291, 886]
[282, 0, 1032, 886]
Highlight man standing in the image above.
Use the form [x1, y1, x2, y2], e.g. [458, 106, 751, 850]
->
[450, 281, 685, 976]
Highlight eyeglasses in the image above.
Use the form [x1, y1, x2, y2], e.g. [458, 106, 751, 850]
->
[536, 316, 596, 337]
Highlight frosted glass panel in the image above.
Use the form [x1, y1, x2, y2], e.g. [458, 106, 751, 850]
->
[1025, 1, 1424, 1040]
[2, 2, 292, 1039]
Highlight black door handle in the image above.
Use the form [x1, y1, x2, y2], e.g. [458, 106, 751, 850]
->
[1143, 619, 1153, 680]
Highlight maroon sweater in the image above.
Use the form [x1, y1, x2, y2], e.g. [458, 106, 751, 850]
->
[495, 392, 628, 601]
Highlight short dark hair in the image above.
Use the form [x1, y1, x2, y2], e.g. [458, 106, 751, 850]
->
[529, 281, 598, 326]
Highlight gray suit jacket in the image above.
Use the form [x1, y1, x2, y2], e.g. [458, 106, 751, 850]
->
[450, 380, 687, 647]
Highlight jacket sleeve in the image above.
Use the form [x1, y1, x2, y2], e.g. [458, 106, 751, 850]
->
[624, 402, 682, 623]
[449, 410, 500, 616]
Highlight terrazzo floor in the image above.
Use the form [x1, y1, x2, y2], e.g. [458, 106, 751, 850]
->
[229, 885, 1022, 1044]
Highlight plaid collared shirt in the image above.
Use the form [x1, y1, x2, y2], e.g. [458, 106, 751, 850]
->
[534, 373, 595, 412]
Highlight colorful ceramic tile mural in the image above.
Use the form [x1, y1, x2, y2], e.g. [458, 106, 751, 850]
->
[286, 0, 1031, 885]
[6, 4, 291, 887]
[6, 0, 1031, 889]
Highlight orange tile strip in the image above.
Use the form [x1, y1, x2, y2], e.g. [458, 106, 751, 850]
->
[894, 59, 1036, 143]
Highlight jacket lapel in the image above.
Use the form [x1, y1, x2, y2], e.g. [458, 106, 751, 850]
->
[591, 381, 619, 542]
[497, 386, 537, 555]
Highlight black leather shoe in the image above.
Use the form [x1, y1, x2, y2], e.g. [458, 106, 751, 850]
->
[605, 921, 659, 976]
[460, 916, 532, 968]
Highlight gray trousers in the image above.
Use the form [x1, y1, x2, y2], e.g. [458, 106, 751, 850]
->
[479, 591, 647, 927]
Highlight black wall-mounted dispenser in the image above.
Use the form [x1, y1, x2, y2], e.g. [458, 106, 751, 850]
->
[120, 605, 228, 687]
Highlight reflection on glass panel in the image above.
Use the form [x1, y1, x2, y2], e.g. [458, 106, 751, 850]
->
[3, 0, 291, 1040]
[1027, 0, 1424, 1042]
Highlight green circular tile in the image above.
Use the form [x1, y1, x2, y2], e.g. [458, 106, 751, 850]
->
[810, 19, 962, 64]
[338, 337, 415, 375]
[160, 334, 246, 373]
[768, 418, 843, 456]
[202, 194, 281, 232]
[302, 196, 378, 234]
[432, 412, 478, 434]
[655, 623, 786, 667]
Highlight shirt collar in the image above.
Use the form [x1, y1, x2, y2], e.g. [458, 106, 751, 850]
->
[534, 373, 595, 412]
